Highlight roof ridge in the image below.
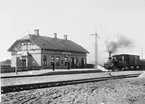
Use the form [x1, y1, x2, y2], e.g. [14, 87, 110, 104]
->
[41, 35, 70, 41]
[69, 40, 89, 53]
[40, 35, 71, 49]
[39, 36, 58, 49]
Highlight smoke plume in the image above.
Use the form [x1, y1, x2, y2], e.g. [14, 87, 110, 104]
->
[117, 36, 133, 48]
[106, 41, 118, 54]
[105, 35, 134, 55]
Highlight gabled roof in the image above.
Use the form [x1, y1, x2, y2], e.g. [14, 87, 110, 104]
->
[8, 34, 89, 53]
[8, 34, 32, 51]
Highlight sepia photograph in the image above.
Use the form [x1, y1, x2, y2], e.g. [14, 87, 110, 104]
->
[0, 0, 145, 104]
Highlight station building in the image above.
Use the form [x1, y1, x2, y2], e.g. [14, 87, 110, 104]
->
[8, 29, 89, 70]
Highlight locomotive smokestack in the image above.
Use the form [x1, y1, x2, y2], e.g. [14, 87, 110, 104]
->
[109, 52, 111, 58]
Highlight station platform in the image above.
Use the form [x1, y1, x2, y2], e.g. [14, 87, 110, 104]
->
[1, 69, 144, 87]
[1, 68, 100, 78]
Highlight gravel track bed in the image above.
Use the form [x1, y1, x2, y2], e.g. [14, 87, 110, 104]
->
[1, 78, 145, 104]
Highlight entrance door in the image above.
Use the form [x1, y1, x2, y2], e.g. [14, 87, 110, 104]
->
[71, 58, 74, 68]
[17, 57, 21, 67]
[22, 59, 26, 67]
[81, 58, 84, 68]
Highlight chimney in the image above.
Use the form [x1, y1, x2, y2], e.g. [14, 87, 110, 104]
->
[34, 29, 39, 36]
[54, 33, 57, 38]
[64, 35, 67, 40]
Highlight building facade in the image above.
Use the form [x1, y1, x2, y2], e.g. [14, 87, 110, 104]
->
[8, 29, 89, 70]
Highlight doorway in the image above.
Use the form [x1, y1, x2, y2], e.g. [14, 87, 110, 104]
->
[71, 57, 74, 68]
[81, 58, 84, 68]
[22, 59, 26, 67]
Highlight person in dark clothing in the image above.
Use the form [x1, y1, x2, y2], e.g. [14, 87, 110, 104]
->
[68, 62, 70, 70]
[76, 62, 79, 68]
[52, 62, 55, 71]
[15, 66, 18, 74]
[106, 57, 113, 77]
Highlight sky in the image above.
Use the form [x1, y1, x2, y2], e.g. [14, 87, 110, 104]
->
[0, 0, 145, 64]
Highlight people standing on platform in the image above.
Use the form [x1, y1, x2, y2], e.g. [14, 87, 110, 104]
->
[52, 62, 55, 71]
[76, 62, 79, 68]
[68, 62, 70, 70]
[15, 67, 18, 74]
[106, 70, 113, 77]
[106, 57, 113, 77]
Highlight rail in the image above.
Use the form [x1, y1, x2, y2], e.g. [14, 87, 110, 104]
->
[1, 73, 140, 94]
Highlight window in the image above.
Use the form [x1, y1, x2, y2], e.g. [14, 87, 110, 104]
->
[27, 42, 31, 50]
[65, 62, 68, 66]
[22, 59, 26, 67]
[84, 58, 86, 64]
[21, 42, 26, 50]
[56, 56, 60, 66]
[65, 56, 67, 60]
[51, 56, 54, 60]
[43, 55, 47, 66]
[27, 42, 31, 45]
[64, 56, 68, 66]
[76, 57, 78, 63]
[56, 56, 59, 60]
[21, 42, 24, 46]
[61, 60, 63, 64]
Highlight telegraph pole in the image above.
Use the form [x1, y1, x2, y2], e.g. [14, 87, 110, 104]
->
[117, 28, 119, 43]
[15, 48, 18, 74]
[91, 30, 100, 69]
[141, 48, 143, 59]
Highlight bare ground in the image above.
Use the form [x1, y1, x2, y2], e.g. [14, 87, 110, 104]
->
[1, 78, 145, 104]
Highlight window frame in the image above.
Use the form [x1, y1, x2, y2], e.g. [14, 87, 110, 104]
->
[43, 55, 47, 66]
[56, 56, 60, 66]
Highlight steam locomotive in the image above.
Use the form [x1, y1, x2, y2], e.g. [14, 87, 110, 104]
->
[104, 54, 145, 71]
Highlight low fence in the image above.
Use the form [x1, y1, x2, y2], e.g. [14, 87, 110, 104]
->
[86, 64, 95, 68]
[1, 65, 15, 73]
[0, 66, 41, 73]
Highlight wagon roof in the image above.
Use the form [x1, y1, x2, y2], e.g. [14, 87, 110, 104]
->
[112, 54, 140, 57]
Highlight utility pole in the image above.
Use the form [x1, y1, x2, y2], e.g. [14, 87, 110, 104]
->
[141, 48, 143, 59]
[15, 48, 18, 74]
[117, 28, 119, 43]
[91, 30, 100, 69]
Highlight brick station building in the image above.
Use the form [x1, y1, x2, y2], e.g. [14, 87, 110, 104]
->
[8, 29, 89, 70]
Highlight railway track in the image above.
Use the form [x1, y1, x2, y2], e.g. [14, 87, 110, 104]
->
[1, 73, 140, 94]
